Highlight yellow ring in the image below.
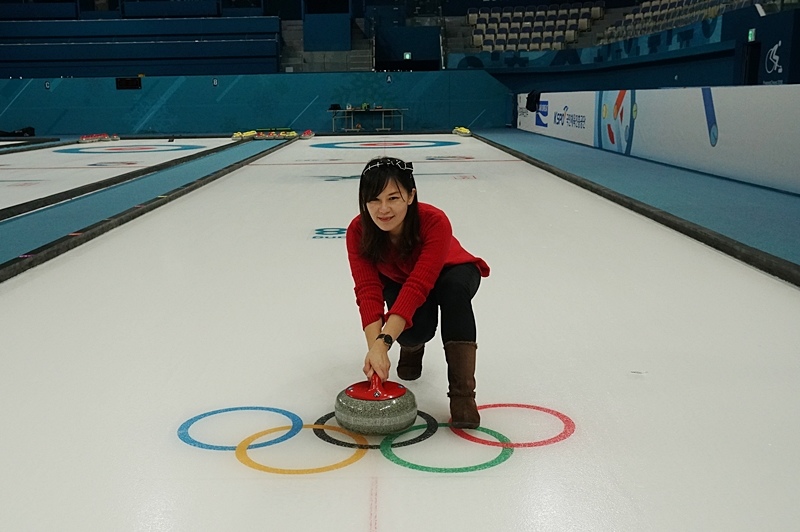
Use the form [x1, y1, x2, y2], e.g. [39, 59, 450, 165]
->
[235, 424, 369, 475]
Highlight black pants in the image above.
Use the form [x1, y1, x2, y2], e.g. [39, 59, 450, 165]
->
[382, 263, 481, 346]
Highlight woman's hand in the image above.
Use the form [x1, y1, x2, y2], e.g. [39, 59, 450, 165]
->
[363, 342, 390, 382]
[361, 315, 405, 382]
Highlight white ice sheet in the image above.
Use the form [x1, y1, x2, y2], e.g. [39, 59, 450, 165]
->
[1, 135, 799, 531]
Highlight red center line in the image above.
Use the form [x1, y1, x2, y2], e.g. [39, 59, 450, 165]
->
[369, 476, 378, 532]
[104, 147, 158, 151]
[251, 159, 523, 166]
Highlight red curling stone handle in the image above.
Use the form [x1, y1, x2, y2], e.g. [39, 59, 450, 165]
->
[344, 373, 408, 401]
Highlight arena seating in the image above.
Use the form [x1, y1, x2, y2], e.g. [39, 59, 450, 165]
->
[466, 2, 605, 52]
[598, 0, 755, 44]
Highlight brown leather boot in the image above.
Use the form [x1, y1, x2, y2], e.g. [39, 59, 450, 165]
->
[444, 341, 480, 429]
[396, 344, 424, 380]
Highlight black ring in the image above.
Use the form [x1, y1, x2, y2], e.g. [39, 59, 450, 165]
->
[313, 410, 438, 449]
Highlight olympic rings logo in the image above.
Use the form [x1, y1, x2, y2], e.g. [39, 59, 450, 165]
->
[177, 403, 575, 475]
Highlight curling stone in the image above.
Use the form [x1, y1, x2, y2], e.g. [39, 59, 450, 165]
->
[334, 373, 417, 435]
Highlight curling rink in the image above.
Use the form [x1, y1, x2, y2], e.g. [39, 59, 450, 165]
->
[1, 134, 800, 531]
[0, 138, 233, 210]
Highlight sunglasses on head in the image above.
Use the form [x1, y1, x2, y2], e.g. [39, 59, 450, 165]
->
[362, 158, 414, 176]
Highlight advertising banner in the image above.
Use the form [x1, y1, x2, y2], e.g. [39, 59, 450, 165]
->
[517, 91, 595, 146]
[516, 85, 800, 195]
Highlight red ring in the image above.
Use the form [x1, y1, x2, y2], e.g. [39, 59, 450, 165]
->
[360, 142, 409, 147]
[449, 403, 575, 448]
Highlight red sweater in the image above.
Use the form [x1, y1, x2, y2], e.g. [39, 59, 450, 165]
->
[346, 202, 490, 330]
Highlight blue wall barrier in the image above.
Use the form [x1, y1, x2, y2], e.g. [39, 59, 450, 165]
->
[0, 71, 509, 135]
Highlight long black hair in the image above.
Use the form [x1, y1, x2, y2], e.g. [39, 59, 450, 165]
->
[358, 156, 420, 263]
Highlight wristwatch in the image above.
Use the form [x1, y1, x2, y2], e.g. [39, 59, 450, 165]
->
[376, 333, 394, 348]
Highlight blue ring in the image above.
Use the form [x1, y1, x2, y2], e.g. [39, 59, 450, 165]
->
[311, 140, 459, 149]
[177, 406, 303, 451]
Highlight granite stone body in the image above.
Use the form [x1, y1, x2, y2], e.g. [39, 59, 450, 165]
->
[334, 388, 418, 435]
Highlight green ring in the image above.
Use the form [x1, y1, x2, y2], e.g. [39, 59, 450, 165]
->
[380, 423, 514, 473]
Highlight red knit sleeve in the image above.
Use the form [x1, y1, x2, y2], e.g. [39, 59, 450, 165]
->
[386, 209, 452, 327]
[346, 216, 386, 329]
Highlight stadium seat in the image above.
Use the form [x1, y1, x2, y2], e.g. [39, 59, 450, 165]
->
[579, 11, 592, 30]
[592, 0, 605, 19]
[565, 22, 579, 41]
[499, 16, 511, 31]
[472, 28, 485, 47]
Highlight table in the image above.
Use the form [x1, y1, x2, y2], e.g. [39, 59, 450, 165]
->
[328, 108, 408, 132]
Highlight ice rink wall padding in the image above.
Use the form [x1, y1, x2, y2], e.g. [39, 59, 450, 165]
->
[0, 71, 508, 136]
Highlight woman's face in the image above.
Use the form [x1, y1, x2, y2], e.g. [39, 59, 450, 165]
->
[366, 178, 416, 237]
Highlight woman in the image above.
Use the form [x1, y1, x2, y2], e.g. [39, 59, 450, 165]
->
[346, 156, 490, 429]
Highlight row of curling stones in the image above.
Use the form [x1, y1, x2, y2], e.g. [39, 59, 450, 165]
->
[335, 373, 417, 435]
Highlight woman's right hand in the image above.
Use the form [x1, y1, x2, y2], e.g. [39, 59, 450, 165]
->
[363, 343, 390, 382]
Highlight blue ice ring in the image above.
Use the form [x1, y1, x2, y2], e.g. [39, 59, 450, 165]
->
[177, 406, 303, 451]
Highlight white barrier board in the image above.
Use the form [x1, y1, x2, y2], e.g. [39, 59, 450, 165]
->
[518, 85, 800, 194]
